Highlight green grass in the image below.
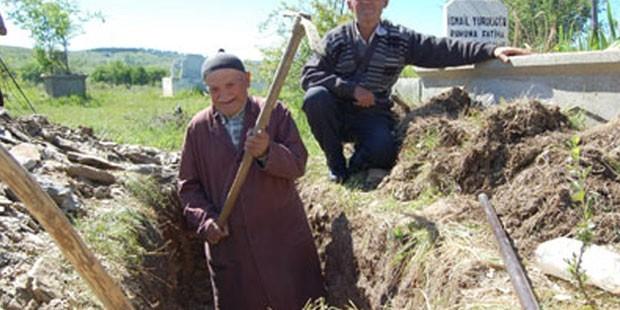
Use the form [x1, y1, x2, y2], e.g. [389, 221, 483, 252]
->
[4, 81, 321, 154]
[76, 199, 147, 267]
[6, 82, 209, 150]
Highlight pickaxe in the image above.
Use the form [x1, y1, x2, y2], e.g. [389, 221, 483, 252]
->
[216, 12, 323, 228]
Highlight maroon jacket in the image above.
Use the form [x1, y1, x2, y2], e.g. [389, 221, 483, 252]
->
[178, 97, 324, 309]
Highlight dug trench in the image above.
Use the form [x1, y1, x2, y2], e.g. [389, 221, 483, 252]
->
[298, 88, 620, 308]
[1, 87, 620, 309]
[130, 87, 620, 308]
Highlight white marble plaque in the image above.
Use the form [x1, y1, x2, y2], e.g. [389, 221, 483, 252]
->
[444, 0, 508, 45]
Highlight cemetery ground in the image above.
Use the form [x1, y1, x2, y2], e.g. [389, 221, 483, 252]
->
[1, 83, 620, 309]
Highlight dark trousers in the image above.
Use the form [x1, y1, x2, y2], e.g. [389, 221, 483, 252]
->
[302, 86, 397, 177]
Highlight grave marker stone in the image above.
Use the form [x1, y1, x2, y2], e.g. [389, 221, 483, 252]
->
[444, 0, 509, 45]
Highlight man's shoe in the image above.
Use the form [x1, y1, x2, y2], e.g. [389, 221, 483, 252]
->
[365, 168, 389, 187]
[328, 171, 348, 184]
[348, 152, 369, 176]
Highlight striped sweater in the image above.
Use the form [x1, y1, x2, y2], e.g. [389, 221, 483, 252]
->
[301, 20, 496, 107]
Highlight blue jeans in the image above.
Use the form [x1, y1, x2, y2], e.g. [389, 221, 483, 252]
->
[302, 86, 397, 177]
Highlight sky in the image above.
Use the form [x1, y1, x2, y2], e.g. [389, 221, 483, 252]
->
[0, 0, 449, 60]
[0, 0, 618, 60]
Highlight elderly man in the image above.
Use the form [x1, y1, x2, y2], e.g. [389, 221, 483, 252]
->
[301, 0, 529, 183]
[178, 51, 324, 309]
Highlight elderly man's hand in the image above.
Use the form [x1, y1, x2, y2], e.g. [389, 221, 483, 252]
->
[204, 219, 229, 245]
[245, 129, 270, 158]
[493, 46, 531, 63]
[353, 86, 375, 108]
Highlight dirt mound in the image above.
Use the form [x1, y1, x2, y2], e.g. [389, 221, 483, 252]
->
[383, 88, 619, 256]
[383, 96, 572, 200]
[395, 87, 478, 141]
[456, 101, 570, 194]
[303, 89, 619, 308]
[493, 118, 620, 255]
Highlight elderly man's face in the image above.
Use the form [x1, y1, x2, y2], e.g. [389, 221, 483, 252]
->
[347, 0, 387, 24]
[205, 69, 251, 117]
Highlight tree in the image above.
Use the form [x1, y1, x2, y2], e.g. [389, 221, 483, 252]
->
[3, 0, 102, 74]
[256, 0, 351, 101]
[503, 0, 592, 51]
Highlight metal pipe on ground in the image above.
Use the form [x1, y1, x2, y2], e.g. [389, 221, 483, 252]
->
[479, 193, 540, 310]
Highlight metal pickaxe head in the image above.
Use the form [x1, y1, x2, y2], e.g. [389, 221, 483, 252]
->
[283, 11, 326, 57]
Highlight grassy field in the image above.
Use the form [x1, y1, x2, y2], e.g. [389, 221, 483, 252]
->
[4, 81, 321, 155]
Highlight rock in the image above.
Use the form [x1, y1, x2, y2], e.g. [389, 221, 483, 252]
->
[27, 258, 59, 304]
[31, 280, 56, 304]
[609, 146, 620, 162]
[0, 195, 12, 207]
[39, 160, 66, 174]
[37, 177, 82, 213]
[5, 125, 31, 143]
[5, 298, 23, 310]
[25, 299, 39, 310]
[98, 141, 118, 148]
[40, 145, 68, 163]
[128, 163, 162, 175]
[0, 292, 13, 308]
[45, 299, 69, 309]
[65, 164, 116, 185]
[0, 127, 18, 145]
[0, 252, 10, 268]
[46, 135, 80, 153]
[110, 186, 125, 198]
[116, 145, 161, 164]
[94, 186, 112, 200]
[535, 237, 620, 295]
[78, 125, 94, 137]
[20, 115, 48, 137]
[14, 275, 34, 303]
[9, 143, 42, 171]
[66, 151, 124, 170]
[75, 181, 94, 198]
[6, 231, 24, 243]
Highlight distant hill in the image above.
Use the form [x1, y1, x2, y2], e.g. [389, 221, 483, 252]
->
[0, 46, 268, 90]
[0, 46, 190, 74]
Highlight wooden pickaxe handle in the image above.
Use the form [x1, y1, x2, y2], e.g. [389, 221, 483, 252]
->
[216, 14, 310, 228]
[0, 143, 134, 309]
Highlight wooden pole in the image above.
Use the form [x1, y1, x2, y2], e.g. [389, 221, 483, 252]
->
[216, 15, 306, 228]
[0, 143, 134, 310]
[479, 193, 540, 310]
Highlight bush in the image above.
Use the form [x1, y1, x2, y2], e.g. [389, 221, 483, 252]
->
[91, 61, 167, 86]
[19, 62, 45, 83]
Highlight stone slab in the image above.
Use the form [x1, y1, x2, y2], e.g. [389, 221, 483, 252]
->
[394, 51, 620, 124]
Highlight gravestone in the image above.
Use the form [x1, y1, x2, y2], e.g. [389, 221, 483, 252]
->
[444, 0, 509, 46]
[42, 74, 87, 98]
[162, 54, 206, 97]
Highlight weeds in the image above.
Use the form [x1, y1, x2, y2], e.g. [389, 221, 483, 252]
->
[399, 126, 441, 162]
[565, 134, 597, 306]
[566, 108, 587, 131]
[390, 220, 437, 274]
[303, 298, 360, 310]
[76, 199, 147, 268]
